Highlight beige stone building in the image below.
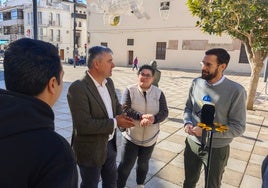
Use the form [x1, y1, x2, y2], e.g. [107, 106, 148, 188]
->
[86, 0, 251, 73]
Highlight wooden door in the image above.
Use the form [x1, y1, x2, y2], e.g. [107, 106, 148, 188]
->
[60, 49, 64, 61]
[128, 50, 133, 65]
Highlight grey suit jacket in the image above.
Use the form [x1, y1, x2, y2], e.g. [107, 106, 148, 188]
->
[67, 72, 122, 167]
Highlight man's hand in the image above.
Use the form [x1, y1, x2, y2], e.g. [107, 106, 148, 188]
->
[116, 114, 135, 128]
[192, 126, 202, 136]
[184, 123, 202, 136]
[185, 123, 194, 135]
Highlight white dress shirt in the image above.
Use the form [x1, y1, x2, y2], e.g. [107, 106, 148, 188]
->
[88, 71, 117, 141]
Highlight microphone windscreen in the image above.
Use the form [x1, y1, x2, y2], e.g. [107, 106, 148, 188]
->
[201, 104, 215, 125]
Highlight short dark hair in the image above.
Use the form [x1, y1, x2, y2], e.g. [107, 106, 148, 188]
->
[87, 46, 113, 69]
[4, 38, 61, 96]
[205, 48, 230, 65]
[137, 64, 155, 76]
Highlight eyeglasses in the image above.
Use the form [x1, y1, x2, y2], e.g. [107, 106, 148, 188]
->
[200, 61, 220, 68]
[139, 72, 153, 78]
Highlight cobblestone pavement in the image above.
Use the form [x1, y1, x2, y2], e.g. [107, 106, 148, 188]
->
[0, 63, 267, 188]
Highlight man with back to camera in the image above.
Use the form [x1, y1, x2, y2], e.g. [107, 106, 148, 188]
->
[0, 38, 78, 188]
[67, 46, 135, 188]
[183, 48, 246, 188]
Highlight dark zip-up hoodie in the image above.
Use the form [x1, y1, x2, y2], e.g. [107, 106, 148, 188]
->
[0, 89, 78, 188]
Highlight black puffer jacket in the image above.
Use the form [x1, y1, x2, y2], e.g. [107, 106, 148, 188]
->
[0, 89, 78, 188]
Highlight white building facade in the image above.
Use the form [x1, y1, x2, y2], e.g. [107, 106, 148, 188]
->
[23, 0, 87, 62]
[86, 0, 251, 73]
[0, 0, 87, 62]
[0, 0, 30, 49]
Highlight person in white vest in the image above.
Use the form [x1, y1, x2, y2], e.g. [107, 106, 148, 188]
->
[117, 64, 169, 188]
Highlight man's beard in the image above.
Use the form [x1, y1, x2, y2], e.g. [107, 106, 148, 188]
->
[201, 69, 218, 81]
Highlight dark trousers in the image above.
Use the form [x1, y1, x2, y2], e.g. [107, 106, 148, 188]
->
[262, 155, 268, 188]
[183, 137, 229, 188]
[132, 64, 138, 70]
[79, 139, 117, 188]
[117, 137, 155, 188]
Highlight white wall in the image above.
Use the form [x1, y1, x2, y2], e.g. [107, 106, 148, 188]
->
[87, 0, 252, 73]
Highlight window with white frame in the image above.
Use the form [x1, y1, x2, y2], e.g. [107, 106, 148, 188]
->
[37, 12, 42, 25]
[17, 9, 23, 19]
[50, 29, 53, 41]
[11, 9, 17, 20]
[57, 30, 60, 42]
[38, 27, 43, 36]
[49, 12, 53, 25]
[18, 25, 24, 34]
[27, 13, 31, 25]
[56, 13, 60, 26]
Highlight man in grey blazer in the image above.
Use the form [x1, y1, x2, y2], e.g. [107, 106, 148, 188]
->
[67, 46, 135, 188]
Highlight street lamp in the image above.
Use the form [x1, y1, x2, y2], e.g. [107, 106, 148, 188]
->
[33, 0, 38, 39]
[73, 0, 77, 68]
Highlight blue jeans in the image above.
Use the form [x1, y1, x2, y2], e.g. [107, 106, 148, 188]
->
[117, 137, 155, 188]
[79, 139, 117, 188]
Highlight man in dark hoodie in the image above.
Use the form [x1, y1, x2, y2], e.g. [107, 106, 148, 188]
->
[0, 38, 78, 188]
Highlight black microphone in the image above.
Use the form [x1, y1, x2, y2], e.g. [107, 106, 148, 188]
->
[200, 104, 215, 150]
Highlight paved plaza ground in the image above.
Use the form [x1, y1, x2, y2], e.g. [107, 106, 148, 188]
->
[0, 63, 267, 188]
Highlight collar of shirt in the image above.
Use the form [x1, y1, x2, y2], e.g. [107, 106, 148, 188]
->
[206, 75, 225, 86]
[87, 71, 107, 87]
[87, 71, 116, 141]
[137, 84, 152, 95]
